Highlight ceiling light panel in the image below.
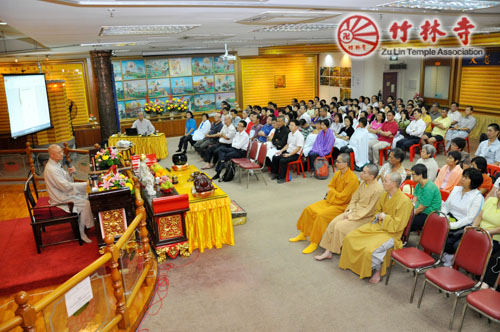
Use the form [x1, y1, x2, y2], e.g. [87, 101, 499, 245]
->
[80, 41, 151, 46]
[52, 0, 268, 4]
[378, 0, 500, 11]
[178, 34, 236, 40]
[254, 24, 337, 32]
[238, 11, 341, 25]
[99, 25, 200, 36]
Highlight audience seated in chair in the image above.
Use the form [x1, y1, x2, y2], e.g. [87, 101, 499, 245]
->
[202, 116, 235, 170]
[441, 168, 484, 266]
[409, 164, 442, 232]
[302, 122, 320, 159]
[212, 120, 249, 181]
[434, 151, 463, 192]
[421, 107, 451, 145]
[191, 113, 211, 145]
[471, 156, 493, 196]
[445, 105, 475, 150]
[44, 144, 93, 243]
[270, 119, 304, 184]
[177, 111, 197, 153]
[193, 113, 223, 155]
[340, 117, 370, 170]
[298, 119, 313, 140]
[307, 120, 335, 174]
[470, 188, 500, 289]
[368, 109, 399, 165]
[415, 144, 439, 181]
[289, 153, 359, 254]
[265, 115, 290, 163]
[448, 137, 471, 169]
[338, 172, 413, 283]
[377, 148, 407, 184]
[395, 108, 426, 151]
[257, 116, 274, 143]
[315, 164, 384, 261]
[475, 123, 500, 165]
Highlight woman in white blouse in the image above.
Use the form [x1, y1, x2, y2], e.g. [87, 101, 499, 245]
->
[192, 113, 211, 142]
[415, 144, 439, 181]
[441, 168, 485, 266]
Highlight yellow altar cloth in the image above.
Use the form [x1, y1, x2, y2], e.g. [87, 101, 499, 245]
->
[172, 165, 234, 253]
[108, 133, 168, 159]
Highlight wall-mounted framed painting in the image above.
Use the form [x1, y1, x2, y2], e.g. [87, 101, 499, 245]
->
[193, 75, 215, 94]
[194, 94, 215, 112]
[214, 58, 235, 74]
[112, 61, 122, 81]
[122, 60, 146, 80]
[115, 81, 124, 100]
[124, 99, 146, 118]
[169, 58, 192, 77]
[146, 59, 169, 78]
[170, 77, 193, 95]
[274, 75, 286, 88]
[216, 92, 236, 109]
[147, 78, 170, 98]
[192, 56, 213, 75]
[124, 80, 147, 99]
[215, 74, 235, 92]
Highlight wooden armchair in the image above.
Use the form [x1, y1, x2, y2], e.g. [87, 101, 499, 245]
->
[24, 173, 82, 254]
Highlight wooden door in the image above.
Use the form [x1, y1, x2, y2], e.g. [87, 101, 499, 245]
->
[383, 72, 398, 103]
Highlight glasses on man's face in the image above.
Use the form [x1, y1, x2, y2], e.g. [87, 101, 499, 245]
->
[335, 160, 345, 164]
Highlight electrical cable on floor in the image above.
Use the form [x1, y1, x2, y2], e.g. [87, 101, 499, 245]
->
[136, 251, 201, 332]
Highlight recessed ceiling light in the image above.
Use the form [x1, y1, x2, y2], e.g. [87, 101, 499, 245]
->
[99, 25, 200, 36]
[254, 24, 337, 32]
[0, 22, 7, 25]
[378, 0, 500, 11]
[80, 41, 150, 47]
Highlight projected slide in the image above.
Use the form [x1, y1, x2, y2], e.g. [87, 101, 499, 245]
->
[4, 74, 51, 138]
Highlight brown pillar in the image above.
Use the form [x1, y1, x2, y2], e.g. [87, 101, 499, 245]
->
[90, 50, 118, 140]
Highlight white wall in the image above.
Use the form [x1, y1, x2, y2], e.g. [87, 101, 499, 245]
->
[351, 54, 422, 103]
[318, 53, 351, 102]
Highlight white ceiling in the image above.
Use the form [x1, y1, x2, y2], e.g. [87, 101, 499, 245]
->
[0, 0, 499, 60]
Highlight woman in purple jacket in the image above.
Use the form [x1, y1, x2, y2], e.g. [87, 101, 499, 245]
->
[308, 120, 335, 173]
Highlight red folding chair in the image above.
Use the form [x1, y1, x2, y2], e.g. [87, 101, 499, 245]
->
[400, 179, 417, 199]
[409, 138, 423, 162]
[232, 143, 268, 188]
[232, 140, 258, 166]
[464, 136, 470, 153]
[385, 212, 450, 303]
[349, 151, 355, 171]
[324, 145, 336, 172]
[379, 146, 391, 166]
[487, 164, 500, 179]
[286, 150, 305, 182]
[458, 274, 500, 332]
[417, 227, 493, 329]
[440, 189, 450, 201]
[401, 209, 415, 248]
[433, 140, 447, 157]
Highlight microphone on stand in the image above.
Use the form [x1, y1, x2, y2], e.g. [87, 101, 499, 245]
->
[64, 159, 74, 177]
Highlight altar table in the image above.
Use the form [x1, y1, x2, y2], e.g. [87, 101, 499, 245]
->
[108, 133, 168, 159]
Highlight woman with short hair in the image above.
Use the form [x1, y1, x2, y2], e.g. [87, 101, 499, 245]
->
[415, 144, 439, 181]
[434, 150, 463, 192]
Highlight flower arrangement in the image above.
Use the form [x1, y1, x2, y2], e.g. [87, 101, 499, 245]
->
[95, 147, 122, 169]
[97, 165, 135, 194]
[165, 97, 188, 113]
[413, 93, 424, 104]
[144, 100, 165, 115]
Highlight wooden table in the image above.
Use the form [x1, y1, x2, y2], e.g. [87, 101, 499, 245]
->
[142, 165, 234, 254]
[108, 133, 168, 159]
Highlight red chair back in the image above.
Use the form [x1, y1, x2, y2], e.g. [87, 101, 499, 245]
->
[248, 140, 259, 160]
[487, 164, 500, 179]
[440, 189, 450, 201]
[256, 143, 267, 166]
[419, 212, 449, 255]
[400, 179, 417, 198]
[454, 227, 492, 276]
[401, 209, 414, 246]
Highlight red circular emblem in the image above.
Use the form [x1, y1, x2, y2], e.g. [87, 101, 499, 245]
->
[337, 15, 380, 57]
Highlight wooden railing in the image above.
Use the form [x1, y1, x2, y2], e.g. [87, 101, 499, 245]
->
[0, 143, 156, 332]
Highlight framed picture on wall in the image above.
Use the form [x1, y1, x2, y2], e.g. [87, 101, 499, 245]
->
[147, 78, 170, 98]
[192, 56, 213, 75]
[117, 101, 126, 119]
[193, 75, 215, 94]
[170, 77, 193, 95]
[214, 58, 234, 74]
[124, 80, 147, 99]
[274, 75, 286, 88]
[320, 77, 329, 86]
[146, 59, 169, 78]
[115, 81, 124, 100]
[216, 92, 236, 109]
[194, 94, 216, 112]
[215, 74, 235, 92]
[169, 58, 192, 77]
[125, 99, 146, 118]
[122, 60, 146, 80]
[320, 67, 330, 77]
[112, 61, 122, 81]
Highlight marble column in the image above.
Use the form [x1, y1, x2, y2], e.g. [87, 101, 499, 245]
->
[90, 50, 118, 140]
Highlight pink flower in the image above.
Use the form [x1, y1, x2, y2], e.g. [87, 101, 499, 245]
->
[102, 178, 112, 190]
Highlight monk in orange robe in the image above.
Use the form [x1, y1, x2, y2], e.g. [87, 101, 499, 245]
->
[290, 153, 359, 254]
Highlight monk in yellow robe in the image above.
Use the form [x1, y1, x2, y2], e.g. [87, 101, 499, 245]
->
[314, 164, 384, 260]
[290, 153, 359, 254]
[338, 172, 413, 283]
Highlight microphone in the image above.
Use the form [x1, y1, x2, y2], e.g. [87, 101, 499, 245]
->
[64, 159, 72, 168]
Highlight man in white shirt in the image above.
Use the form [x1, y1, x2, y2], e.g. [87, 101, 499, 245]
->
[371, 95, 379, 107]
[298, 105, 312, 125]
[270, 119, 305, 184]
[475, 123, 500, 165]
[448, 101, 462, 127]
[395, 108, 426, 151]
[201, 116, 236, 170]
[212, 120, 249, 180]
[131, 112, 155, 135]
[44, 145, 93, 243]
[445, 106, 476, 150]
